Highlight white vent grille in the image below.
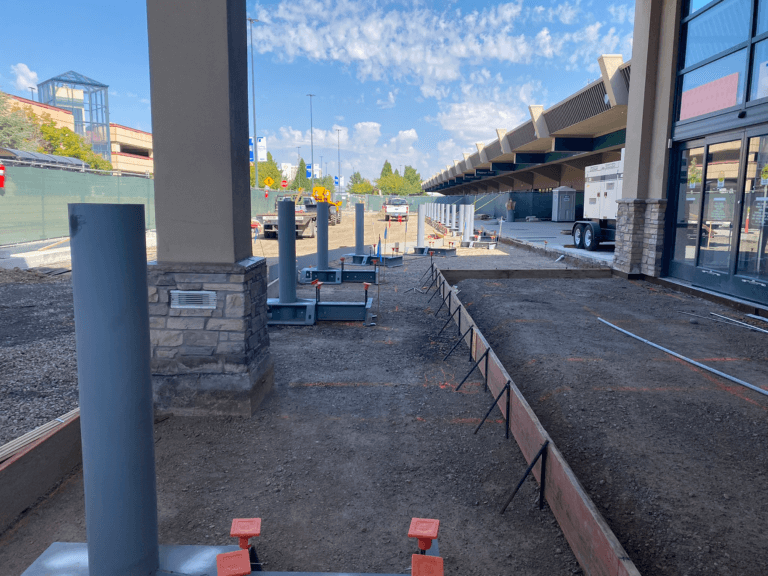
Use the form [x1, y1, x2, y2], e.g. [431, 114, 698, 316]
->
[170, 290, 217, 309]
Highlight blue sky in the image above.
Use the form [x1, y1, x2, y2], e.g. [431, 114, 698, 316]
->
[1, 0, 634, 184]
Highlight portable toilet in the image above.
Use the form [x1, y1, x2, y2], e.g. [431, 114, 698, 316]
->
[552, 186, 576, 222]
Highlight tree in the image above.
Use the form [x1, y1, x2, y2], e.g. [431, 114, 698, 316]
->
[251, 151, 282, 188]
[349, 171, 365, 187]
[289, 158, 310, 191]
[318, 174, 335, 193]
[380, 160, 393, 179]
[0, 91, 45, 151]
[38, 120, 112, 170]
[403, 165, 423, 195]
[350, 178, 374, 195]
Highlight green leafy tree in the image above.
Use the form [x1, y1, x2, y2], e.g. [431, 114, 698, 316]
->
[251, 151, 282, 188]
[38, 120, 112, 170]
[403, 165, 423, 195]
[349, 171, 365, 187]
[350, 178, 374, 195]
[289, 158, 310, 191]
[318, 174, 335, 193]
[0, 91, 45, 151]
[380, 160, 393, 179]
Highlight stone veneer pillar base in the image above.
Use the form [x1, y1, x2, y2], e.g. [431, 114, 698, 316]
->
[613, 199, 668, 277]
[147, 257, 273, 416]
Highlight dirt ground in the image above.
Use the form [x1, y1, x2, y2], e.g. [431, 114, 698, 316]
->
[1, 246, 588, 576]
[459, 276, 768, 576]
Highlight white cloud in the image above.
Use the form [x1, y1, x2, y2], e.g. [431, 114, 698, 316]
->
[110, 90, 119, 97]
[530, 1, 581, 24]
[126, 92, 137, 98]
[140, 98, 150, 104]
[376, 89, 398, 109]
[608, 4, 634, 24]
[10, 63, 38, 92]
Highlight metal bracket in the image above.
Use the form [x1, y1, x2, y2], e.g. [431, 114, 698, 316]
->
[474, 381, 511, 437]
[437, 305, 460, 336]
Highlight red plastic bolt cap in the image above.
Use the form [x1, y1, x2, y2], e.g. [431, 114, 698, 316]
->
[216, 549, 251, 576]
[408, 518, 440, 551]
[363, 282, 371, 290]
[411, 554, 444, 576]
[230, 517, 261, 549]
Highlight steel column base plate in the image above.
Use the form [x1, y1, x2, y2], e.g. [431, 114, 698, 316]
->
[460, 241, 497, 250]
[267, 298, 316, 325]
[343, 253, 372, 265]
[377, 255, 403, 267]
[298, 268, 342, 284]
[427, 247, 457, 257]
[22, 541, 438, 576]
[341, 269, 379, 284]
[411, 247, 430, 255]
[316, 298, 374, 323]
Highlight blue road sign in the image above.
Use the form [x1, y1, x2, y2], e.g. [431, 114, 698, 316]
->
[334, 176, 339, 186]
[249, 138, 254, 162]
[306, 164, 312, 178]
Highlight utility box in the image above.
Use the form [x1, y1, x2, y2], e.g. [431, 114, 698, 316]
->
[584, 151, 623, 221]
[552, 186, 576, 222]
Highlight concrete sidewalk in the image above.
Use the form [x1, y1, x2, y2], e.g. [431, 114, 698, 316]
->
[474, 218, 615, 266]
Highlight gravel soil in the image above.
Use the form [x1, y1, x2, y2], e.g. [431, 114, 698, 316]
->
[0, 268, 77, 445]
[1, 247, 589, 576]
[459, 276, 768, 576]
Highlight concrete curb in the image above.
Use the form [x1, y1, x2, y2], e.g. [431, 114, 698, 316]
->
[0, 231, 157, 270]
[432, 267, 640, 576]
[498, 236, 613, 269]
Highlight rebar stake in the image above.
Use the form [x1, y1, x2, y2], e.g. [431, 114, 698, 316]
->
[434, 289, 450, 317]
[444, 326, 473, 362]
[456, 348, 488, 391]
[474, 381, 510, 436]
[437, 305, 460, 336]
[500, 440, 549, 514]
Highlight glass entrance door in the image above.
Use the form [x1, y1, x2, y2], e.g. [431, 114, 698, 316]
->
[694, 139, 742, 289]
[669, 145, 705, 278]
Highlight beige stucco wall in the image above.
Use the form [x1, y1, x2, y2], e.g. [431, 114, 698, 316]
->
[8, 95, 75, 131]
[110, 124, 153, 153]
[112, 152, 154, 174]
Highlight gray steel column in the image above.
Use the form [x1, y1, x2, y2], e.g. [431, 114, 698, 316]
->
[451, 204, 457, 229]
[355, 203, 365, 255]
[463, 204, 473, 242]
[458, 204, 465, 236]
[417, 204, 426, 248]
[317, 202, 329, 270]
[278, 199, 297, 303]
[438, 204, 443, 223]
[68, 203, 159, 576]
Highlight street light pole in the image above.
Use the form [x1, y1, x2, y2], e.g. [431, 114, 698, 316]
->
[336, 129, 341, 193]
[320, 155, 323, 179]
[307, 94, 315, 194]
[247, 17, 259, 189]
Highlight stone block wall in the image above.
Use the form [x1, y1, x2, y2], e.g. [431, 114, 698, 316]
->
[614, 199, 668, 277]
[147, 256, 273, 416]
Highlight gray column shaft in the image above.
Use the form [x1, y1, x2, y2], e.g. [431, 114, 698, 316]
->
[317, 202, 329, 270]
[278, 200, 297, 303]
[451, 205, 456, 229]
[69, 204, 159, 576]
[458, 205, 465, 236]
[417, 204, 426, 248]
[355, 203, 365, 255]
[463, 204, 473, 242]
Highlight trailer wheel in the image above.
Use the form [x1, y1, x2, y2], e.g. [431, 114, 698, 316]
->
[573, 224, 584, 249]
[583, 225, 599, 251]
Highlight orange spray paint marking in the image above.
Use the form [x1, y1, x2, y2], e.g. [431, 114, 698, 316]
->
[670, 357, 767, 410]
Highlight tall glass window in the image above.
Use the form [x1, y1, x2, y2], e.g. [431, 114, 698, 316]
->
[679, 50, 747, 120]
[737, 136, 768, 280]
[683, 0, 750, 68]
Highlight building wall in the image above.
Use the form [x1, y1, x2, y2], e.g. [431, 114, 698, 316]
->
[110, 123, 154, 174]
[7, 95, 75, 131]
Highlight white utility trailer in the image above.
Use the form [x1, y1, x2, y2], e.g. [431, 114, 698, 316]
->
[572, 148, 624, 251]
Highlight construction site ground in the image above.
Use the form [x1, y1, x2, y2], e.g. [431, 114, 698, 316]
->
[0, 236, 765, 575]
[458, 276, 768, 576]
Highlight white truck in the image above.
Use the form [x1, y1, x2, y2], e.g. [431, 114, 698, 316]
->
[572, 149, 624, 251]
[381, 197, 409, 221]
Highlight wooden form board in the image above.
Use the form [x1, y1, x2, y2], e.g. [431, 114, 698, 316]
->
[0, 415, 82, 532]
[441, 268, 613, 284]
[434, 270, 640, 576]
